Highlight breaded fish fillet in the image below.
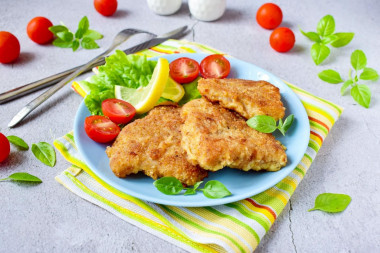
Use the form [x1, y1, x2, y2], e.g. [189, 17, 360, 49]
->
[180, 98, 287, 172]
[198, 78, 285, 120]
[106, 106, 208, 186]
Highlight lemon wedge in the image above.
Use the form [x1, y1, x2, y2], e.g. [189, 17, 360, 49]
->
[115, 58, 169, 114]
[161, 77, 185, 102]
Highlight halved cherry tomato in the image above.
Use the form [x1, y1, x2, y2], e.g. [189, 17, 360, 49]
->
[270, 27, 295, 53]
[169, 57, 200, 83]
[84, 115, 120, 143]
[27, 17, 54, 44]
[102, 98, 136, 124]
[94, 0, 118, 16]
[200, 54, 231, 79]
[256, 3, 283, 30]
[0, 133, 10, 162]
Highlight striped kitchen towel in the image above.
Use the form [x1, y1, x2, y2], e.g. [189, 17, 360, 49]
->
[54, 40, 343, 253]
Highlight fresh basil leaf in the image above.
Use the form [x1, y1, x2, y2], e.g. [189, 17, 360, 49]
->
[321, 34, 338, 45]
[331, 32, 354, 48]
[299, 29, 321, 42]
[184, 181, 203, 195]
[359, 67, 379, 81]
[318, 69, 343, 84]
[309, 193, 351, 213]
[7, 135, 29, 150]
[351, 50, 367, 71]
[341, 80, 353, 95]
[52, 38, 73, 48]
[316, 15, 335, 37]
[247, 115, 277, 133]
[31, 142, 56, 167]
[72, 39, 80, 52]
[76, 16, 89, 38]
[49, 25, 68, 34]
[56, 31, 73, 42]
[351, 84, 371, 108]
[201, 180, 231, 199]
[81, 37, 99, 49]
[84, 29, 103, 40]
[311, 43, 330, 65]
[278, 114, 294, 136]
[153, 177, 183, 195]
[0, 172, 42, 183]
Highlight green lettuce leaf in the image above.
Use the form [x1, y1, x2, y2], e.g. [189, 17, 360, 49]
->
[179, 77, 202, 105]
[83, 50, 157, 115]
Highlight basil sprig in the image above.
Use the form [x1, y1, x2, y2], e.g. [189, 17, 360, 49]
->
[153, 177, 231, 199]
[0, 172, 42, 184]
[300, 15, 354, 65]
[49, 16, 103, 51]
[246, 114, 294, 136]
[309, 193, 351, 213]
[318, 50, 378, 108]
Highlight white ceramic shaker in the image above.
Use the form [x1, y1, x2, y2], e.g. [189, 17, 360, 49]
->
[147, 0, 182, 15]
[188, 0, 226, 21]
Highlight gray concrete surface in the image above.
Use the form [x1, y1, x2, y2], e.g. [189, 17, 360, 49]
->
[1, 0, 379, 252]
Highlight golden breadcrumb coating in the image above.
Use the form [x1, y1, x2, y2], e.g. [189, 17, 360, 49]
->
[106, 106, 208, 186]
[198, 78, 285, 120]
[180, 98, 287, 172]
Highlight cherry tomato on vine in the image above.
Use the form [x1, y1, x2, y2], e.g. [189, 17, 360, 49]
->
[0, 133, 10, 162]
[200, 54, 231, 79]
[84, 115, 120, 143]
[94, 0, 118, 16]
[27, 17, 54, 44]
[0, 31, 20, 64]
[169, 57, 200, 83]
[269, 27, 295, 53]
[256, 3, 283, 30]
[102, 99, 136, 124]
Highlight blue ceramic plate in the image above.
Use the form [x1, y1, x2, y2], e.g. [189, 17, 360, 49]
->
[74, 53, 310, 207]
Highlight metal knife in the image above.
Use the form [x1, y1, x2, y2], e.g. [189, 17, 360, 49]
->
[0, 25, 189, 104]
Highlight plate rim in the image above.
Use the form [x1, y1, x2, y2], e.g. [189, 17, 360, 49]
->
[73, 53, 310, 207]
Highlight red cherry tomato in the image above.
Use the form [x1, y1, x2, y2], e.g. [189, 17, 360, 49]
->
[200, 54, 231, 79]
[0, 31, 20, 64]
[102, 99, 136, 124]
[84, 115, 120, 143]
[27, 17, 54, 44]
[256, 3, 283, 30]
[169, 57, 200, 83]
[270, 27, 295, 53]
[0, 133, 10, 163]
[94, 0, 118, 16]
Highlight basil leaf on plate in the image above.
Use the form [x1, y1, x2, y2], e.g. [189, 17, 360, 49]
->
[201, 180, 231, 199]
[184, 181, 203, 195]
[247, 115, 277, 133]
[7, 135, 29, 150]
[278, 114, 294, 136]
[31, 142, 56, 167]
[309, 193, 351, 213]
[154, 177, 183, 195]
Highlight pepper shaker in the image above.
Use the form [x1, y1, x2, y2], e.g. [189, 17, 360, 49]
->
[188, 0, 226, 21]
[147, 0, 182, 15]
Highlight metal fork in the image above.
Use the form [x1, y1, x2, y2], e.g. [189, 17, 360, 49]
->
[8, 28, 154, 128]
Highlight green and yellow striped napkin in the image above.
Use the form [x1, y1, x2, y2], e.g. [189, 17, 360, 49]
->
[54, 40, 343, 253]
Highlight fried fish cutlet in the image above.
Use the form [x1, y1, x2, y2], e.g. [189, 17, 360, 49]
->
[180, 98, 287, 172]
[198, 78, 285, 120]
[106, 106, 208, 186]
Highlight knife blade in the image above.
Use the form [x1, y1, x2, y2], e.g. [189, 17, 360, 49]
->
[0, 26, 189, 104]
